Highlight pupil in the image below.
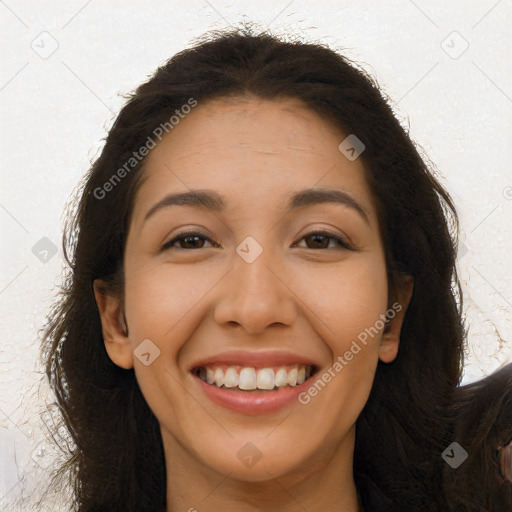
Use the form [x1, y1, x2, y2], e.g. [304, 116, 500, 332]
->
[309, 234, 327, 248]
[184, 236, 202, 248]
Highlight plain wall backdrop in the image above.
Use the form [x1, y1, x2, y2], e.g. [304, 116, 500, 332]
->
[1, 1, 511, 509]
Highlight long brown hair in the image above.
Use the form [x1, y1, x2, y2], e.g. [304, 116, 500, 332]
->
[41, 26, 512, 511]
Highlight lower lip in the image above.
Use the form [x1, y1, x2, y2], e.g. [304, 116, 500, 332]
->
[192, 373, 313, 415]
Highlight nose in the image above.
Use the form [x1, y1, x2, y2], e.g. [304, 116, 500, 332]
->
[213, 243, 298, 335]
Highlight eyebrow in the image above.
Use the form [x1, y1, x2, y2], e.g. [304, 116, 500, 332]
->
[143, 187, 369, 224]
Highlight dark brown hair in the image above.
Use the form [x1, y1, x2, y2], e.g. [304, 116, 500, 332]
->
[41, 26, 512, 511]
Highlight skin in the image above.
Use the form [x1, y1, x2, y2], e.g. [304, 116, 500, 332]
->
[94, 96, 413, 512]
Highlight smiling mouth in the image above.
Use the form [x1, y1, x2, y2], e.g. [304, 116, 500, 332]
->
[191, 363, 317, 392]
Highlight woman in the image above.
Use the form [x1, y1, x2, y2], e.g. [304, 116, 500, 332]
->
[42, 27, 512, 511]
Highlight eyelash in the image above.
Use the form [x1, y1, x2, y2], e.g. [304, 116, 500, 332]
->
[161, 230, 353, 251]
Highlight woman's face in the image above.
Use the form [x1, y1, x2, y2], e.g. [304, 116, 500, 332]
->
[95, 96, 411, 484]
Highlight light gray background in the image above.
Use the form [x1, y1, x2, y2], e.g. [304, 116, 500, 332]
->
[1, 1, 511, 509]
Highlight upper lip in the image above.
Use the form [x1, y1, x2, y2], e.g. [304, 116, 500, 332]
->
[189, 350, 320, 371]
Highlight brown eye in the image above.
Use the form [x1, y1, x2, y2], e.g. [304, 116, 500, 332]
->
[296, 231, 352, 250]
[178, 235, 206, 249]
[161, 232, 219, 251]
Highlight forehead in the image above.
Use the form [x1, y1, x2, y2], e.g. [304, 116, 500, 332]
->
[131, 96, 377, 225]
[148, 96, 345, 163]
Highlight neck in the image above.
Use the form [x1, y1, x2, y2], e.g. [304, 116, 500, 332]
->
[162, 426, 360, 512]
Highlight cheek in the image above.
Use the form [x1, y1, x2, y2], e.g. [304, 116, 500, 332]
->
[123, 263, 216, 342]
[122, 264, 218, 432]
[292, 254, 387, 416]
[292, 253, 388, 353]
[294, 261, 387, 436]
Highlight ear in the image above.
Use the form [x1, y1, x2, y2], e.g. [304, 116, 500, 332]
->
[378, 275, 414, 363]
[93, 279, 134, 369]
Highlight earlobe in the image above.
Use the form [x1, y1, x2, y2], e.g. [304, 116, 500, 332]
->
[92, 279, 134, 370]
[378, 275, 414, 364]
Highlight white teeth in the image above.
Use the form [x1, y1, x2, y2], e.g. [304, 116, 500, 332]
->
[257, 368, 275, 390]
[239, 368, 257, 390]
[274, 367, 288, 387]
[287, 365, 298, 386]
[224, 366, 239, 388]
[214, 367, 224, 387]
[197, 363, 314, 390]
